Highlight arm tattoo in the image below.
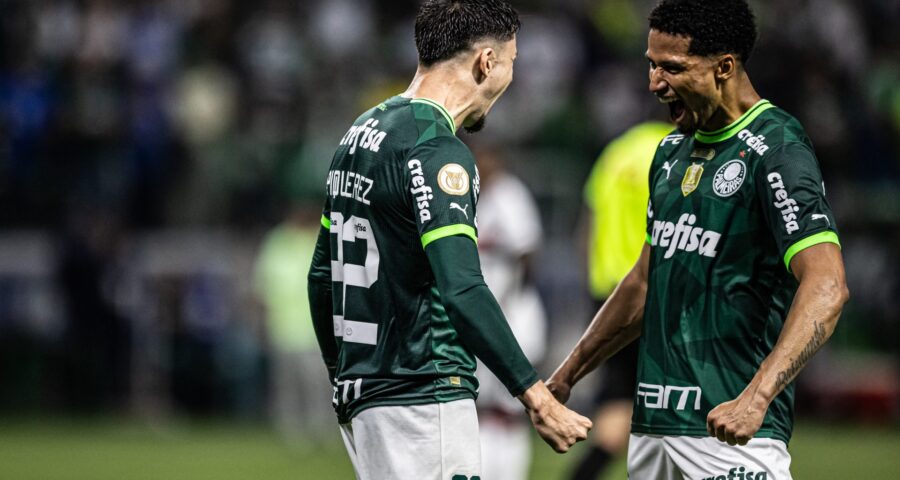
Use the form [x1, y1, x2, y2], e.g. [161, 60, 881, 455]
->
[775, 321, 827, 392]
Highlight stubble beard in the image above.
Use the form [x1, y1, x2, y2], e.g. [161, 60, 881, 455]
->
[463, 115, 487, 134]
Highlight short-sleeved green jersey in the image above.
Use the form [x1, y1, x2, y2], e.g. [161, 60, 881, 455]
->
[633, 100, 840, 444]
[319, 96, 487, 423]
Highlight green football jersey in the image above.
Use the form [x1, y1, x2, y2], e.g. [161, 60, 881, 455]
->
[318, 96, 489, 423]
[633, 100, 841, 443]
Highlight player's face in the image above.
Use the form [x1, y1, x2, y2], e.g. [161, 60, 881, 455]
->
[464, 37, 517, 133]
[646, 29, 721, 134]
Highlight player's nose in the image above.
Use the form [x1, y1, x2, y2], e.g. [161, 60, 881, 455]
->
[648, 67, 668, 94]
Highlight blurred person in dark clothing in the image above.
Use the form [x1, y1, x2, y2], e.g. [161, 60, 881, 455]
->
[58, 207, 130, 412]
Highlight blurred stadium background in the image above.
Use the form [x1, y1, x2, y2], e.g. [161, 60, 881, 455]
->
[0, 0, 897, 478]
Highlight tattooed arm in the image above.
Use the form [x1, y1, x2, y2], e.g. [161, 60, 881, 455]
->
[706, 242, 849, 446]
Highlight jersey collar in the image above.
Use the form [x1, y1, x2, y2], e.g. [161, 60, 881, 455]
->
[409, 97, 457, 133]
[693, 99, 774, 144]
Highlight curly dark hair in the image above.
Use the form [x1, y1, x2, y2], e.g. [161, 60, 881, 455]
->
[415, 0, 520, 67]
[648, 0, 757, 63]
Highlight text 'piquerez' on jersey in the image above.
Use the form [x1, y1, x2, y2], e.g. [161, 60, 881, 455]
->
[634, 100, 840, 444]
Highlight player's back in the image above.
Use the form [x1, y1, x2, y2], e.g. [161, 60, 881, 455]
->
[321, 96, 482, 423]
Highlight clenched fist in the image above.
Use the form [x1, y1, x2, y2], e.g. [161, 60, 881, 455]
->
[706, 395, 767, 446]
[518, 380, 592, 453]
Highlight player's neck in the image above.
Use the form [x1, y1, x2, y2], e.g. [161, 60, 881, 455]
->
[702, 73, 761, 132]
[402, 66, 479, 133]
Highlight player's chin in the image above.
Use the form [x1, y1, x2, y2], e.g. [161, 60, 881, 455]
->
[463, 115, 487, 134]
[674, 113, 698, 135]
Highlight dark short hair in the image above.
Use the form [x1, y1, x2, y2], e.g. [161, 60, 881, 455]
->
[648, 0, 757, 63]
[415, 0, 520, 67]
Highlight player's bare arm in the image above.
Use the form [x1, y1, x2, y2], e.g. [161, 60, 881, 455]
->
[707, 242, 849, 446]
[547, 243, 651, 403]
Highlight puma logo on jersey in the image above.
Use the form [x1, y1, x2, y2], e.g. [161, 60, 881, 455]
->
[450, 202, 469, 219]
[766, 172, 800, 234]
[340, 118, 388, 155]
[662, 159, 679, 180]
[811, 214, 830, 226]
[703, 466, 768, 480]
[650, 213, 722, 259]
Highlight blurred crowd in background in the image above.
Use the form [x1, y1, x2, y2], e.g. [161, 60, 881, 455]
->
[0, 0, 898, 434]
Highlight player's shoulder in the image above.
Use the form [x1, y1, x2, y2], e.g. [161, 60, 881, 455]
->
[742, 102, 813, 155]
[374, 97, 469, 162]
[651, 128, 687, 166]
[409, 127, 473, 167]
[337, 96, 418, 158]
[405, 98, 458, 146]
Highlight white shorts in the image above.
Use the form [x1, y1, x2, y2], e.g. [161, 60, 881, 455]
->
[339, 399, 481, 480]
[627, 434, 792, 480]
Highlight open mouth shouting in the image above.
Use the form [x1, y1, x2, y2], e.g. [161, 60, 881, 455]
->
[659, 95, 687, 125]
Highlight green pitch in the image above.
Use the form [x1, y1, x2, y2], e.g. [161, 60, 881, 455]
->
[0, 419, 897, 479]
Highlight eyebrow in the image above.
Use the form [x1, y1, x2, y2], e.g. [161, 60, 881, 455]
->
[646, 54, 684, 69]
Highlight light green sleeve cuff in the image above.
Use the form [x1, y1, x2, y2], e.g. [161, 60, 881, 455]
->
[321, 215, 331, 229]
[784, 231, 840, 271]
[421, 224, 477, 249]
[646, 233, 652, 245]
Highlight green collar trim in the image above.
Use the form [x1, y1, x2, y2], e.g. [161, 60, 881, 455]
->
[694, 99, 774, 144]
[411, 98, 457, 133]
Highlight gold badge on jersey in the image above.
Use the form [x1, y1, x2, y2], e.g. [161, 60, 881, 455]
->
[681, 163, 704, 196]
[437, 163, 470, 195]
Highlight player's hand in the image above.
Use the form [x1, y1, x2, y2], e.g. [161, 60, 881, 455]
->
[545, 376, 571, 404]
[706, 395, 767, 446]
[519, 381, 592, 453]
[528, 401, 592, 453]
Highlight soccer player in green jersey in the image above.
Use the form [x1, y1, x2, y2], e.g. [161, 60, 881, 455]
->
[307, 1, 591, 478]
[547, 0, 849, 478]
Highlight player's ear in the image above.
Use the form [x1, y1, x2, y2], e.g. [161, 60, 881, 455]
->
[474, 47, 495, 84]
[716, 54, 737, 81]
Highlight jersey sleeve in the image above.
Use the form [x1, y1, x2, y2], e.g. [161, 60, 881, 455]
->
[754, 142, 841, 271]
[406, 136, 480, 248]
[308, 206, 338, 381]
